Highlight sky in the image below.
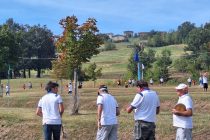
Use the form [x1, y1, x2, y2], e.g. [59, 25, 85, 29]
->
[1, 0, 210, 35]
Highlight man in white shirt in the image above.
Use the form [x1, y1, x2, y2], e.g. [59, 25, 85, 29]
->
[68, 82, 73, 95]
[126, 80, 160, 140]
[36, 81, 64, 140]
[96, 85, 120, 140]
[172, 83, 193, 140]
[202, 75, 208, 92]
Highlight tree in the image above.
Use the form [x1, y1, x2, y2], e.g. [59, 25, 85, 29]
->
[154, 49, 172, 81]
[84, 63, 102, 87]
[55, 16, 102, 115]
[177, 21, 195, 43]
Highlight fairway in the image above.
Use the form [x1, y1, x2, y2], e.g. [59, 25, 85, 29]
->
[0, 78, 210, 140]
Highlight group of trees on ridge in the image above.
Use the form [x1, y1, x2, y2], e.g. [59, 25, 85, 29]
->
[0, 18, 210, 83]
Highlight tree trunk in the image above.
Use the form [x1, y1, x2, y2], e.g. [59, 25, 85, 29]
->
[0, 79, 3, 97]
[28, 69, 31, 78]
[23, 69, 26, 78]
[71, 68, 79, 115]
[37, 68, 41, 78]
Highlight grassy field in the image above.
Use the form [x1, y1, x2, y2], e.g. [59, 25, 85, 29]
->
[0, 78, 210, 140]
[84, 42, 186, 79]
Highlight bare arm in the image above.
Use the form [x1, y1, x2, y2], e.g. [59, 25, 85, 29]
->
[36, 107, 42, 117]
[116, 107, 120, 116]
[156, 107, 160, 114]
[59, 103, 64, 117]
[172, 108, 193, 117]
[97, 104, 103, 128]
[126, 105, 133, 113]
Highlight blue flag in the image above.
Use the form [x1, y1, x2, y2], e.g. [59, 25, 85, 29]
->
[134, 53, 139, 62]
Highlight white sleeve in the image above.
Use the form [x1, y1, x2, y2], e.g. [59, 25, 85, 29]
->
[130, 93, 143, 108]
[97, 95, 103, 105]
[38, 98, 42, 108]
[185, 97, 193, 109]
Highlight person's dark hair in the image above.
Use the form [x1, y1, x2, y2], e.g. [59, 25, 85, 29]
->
[136, 80, 148, 88]
[45, 81, 59, 92]
[99, 85, 108, 92]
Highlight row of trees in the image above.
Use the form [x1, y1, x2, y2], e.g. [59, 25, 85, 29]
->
[129, 21, 210, 81]
[0, 18, 55, 78]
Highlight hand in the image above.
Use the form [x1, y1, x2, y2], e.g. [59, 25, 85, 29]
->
[172, 109, 181, 116]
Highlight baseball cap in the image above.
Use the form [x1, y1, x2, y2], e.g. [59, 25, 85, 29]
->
[175, 83, 188, 90]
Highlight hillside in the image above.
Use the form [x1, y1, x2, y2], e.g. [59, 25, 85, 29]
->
[86, 40, 186, 79]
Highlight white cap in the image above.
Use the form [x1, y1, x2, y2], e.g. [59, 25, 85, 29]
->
[175, 83, 188, 90]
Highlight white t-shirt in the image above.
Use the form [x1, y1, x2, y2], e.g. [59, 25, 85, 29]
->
[187, 78, 191, 83]
[97, 93, 118, 125]
[38, 93, 63, 125]
[203, 76, 208, 84]
[173, 94, 193, 129]
[68, 84, 73, 91]
[131, 89, 160, 122]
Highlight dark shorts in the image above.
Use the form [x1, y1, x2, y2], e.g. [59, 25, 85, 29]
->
[134, 120, 156, 140]
[203, 83, 208, 89]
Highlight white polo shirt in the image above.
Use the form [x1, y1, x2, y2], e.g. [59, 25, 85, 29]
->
[131, 89, 160, 122]
[173, 93, 193, 129]
[38, 93, 63, 125]
[97, 93, 118, 125]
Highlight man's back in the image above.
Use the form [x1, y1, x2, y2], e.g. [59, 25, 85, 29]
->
[132, 90, 159, 122]
[97, 93, 118, 125]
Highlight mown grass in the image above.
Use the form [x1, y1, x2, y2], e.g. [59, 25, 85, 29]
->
[0, 78, 210, 139]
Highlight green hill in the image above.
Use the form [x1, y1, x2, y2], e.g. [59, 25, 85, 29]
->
[86, 40, 186, 79]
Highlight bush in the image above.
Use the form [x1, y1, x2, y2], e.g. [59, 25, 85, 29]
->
[103, 42, 116, 51]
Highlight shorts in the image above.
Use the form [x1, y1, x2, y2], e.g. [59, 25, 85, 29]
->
[96, 124, 118, 140]
[176, 127, 192, 140]
[203, 83, 208, 89]
[134, 120, 156, 140]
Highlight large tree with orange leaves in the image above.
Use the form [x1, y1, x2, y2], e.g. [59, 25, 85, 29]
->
[54, 16, 102, 114]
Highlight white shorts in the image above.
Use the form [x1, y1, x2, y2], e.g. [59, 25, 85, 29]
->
[96, 124, 118, 140]
[176, 127, 192, 140]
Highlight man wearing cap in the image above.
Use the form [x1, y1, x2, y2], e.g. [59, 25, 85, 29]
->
[96, 85, 120, 140]
[36, 81, 64, 140]
[172, 83, 193, 140]
[126, 80, 160, 140]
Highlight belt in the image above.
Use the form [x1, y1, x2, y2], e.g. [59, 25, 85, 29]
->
[136, 120, 154, 124]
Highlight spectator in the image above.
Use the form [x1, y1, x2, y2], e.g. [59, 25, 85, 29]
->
[96, 85, 120, 140]
[126, 80, 160, 140]
[172, 83, 193, 140]
[36, 81, 64, 140]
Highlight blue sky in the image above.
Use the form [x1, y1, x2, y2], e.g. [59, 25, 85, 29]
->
[1, 0, 210, 35]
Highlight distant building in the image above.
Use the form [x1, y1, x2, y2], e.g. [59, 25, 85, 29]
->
[123, 31, 134, 38]
[111, 35, 128, 43]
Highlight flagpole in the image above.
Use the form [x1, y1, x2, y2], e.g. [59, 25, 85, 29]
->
[138, 62, 141, 80]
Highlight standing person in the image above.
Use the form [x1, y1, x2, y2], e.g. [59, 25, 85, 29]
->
[199, 76, 203, 88]
[126, 80, 160, 140]
[28, 81, 32, 89]
[68, 82, 73, 95]
[96, 85, 120, 140]
[36, 81, 64, 140]
[5, 84, 10, 96]
[187, 77, 192, 87]
[203, 74, 208, 92]
[172, 83, 193, 140]
[150, 78, 154, 86]
[160, 77, 164, 86]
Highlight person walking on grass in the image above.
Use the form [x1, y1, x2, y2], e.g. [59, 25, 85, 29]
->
[126, 80, 160, 140]
[68, 82, 73, 95]
[36, 81, 64, 140]
[172, 83, 193, 140]
[96, 85, 120, 140]
[203, 73, 208, 92]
